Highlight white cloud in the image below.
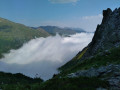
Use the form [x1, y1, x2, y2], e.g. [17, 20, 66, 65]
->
[0, 33, 93, 80]
[49, 0, 78, 3]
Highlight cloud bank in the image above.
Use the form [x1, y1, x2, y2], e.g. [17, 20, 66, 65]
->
[0, 33, 93, 80]
[49, 0, 78, 3]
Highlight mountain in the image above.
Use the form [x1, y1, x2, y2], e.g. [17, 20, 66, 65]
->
[63, 27, 86, 33]
[0, 17, 50, 58]
[1, 8, 120, 89]
[60, 8, 120, 70]
[38, 26, 86, 36]
[58, 8, 120, 89]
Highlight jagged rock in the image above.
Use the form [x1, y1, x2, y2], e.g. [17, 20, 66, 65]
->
[60, 8, 120, 72]
[76, 67, 100, 77]
[80, 8, 120, 61]
[102, 8, 112, 23]
[67, 73, 77, 78]
[60, 7, 120, 90]
[67, 64, 120, 89]
[108, 77, 120, 87]
[96, 87, 107, 90]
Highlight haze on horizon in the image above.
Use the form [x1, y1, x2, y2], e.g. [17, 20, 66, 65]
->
[0, 0, 119, 32]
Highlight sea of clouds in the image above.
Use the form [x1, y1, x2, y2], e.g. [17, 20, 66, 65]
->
[0, 33, 94, 80]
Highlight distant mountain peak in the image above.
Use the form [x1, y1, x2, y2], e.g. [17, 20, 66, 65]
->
[39, 26, 86, 36]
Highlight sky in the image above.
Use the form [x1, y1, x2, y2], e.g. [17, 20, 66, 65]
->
[0, 0, 120, 31]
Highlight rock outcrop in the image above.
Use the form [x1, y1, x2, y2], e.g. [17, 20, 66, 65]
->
[60, 8, 120, 89]
[81, 8, 120, 60]
[60, 8, 120, 71]
[68, 64, 120, 89]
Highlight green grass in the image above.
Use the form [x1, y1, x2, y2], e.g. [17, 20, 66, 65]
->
[37, 77, 109, 90]
[0, 72, 43, 84]
[0, 72, 109, 90]
[0, 17, 50, 58]
[2, 77, 108, 90]
[59, 46, 120, 75]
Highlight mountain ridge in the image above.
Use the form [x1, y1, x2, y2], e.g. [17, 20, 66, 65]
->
[1, 7, 120, 89]
[0, 17, 50, 58]
[60, 8, 120, 70]
[37, 26, 86, 36]
[57, 7, 120, 89]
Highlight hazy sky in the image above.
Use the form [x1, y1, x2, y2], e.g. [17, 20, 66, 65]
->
[0, 0, 120, 31]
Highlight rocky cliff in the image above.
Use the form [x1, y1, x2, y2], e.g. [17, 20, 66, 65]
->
[59, 8, 120, 89]
[82, 8, 120, 60]
[60, 8, 120, 71]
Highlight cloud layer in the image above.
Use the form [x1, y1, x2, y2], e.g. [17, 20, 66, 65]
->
[0, 33, 93, 80]
[49, 0, 78, 3]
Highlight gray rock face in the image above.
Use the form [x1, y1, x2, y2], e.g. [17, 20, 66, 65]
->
[81, 8, 120, 60]
[67, 64, 120, 89]
[60, 8, 120, 72]
[96, 87, 107, 90]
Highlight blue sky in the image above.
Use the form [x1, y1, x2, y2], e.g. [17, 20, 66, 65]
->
[0, 0, 120, 31]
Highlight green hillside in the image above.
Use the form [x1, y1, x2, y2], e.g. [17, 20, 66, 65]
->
[59, 46, 120, 74]
[0, 18, 50, 58]
[39, 26, 85, 36]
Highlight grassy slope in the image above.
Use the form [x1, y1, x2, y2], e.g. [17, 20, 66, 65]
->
[2, 46, 117, 90]
[0, 18, 50, 58]
[40, 26, 85, 36]
[4, 46, 118, 89]
[38, 77, 108, 90]
[31, 46, 120, 90]
[59, 47, 88, 72]
[0, 74, 108, 90]
[59, 46, 120, 76]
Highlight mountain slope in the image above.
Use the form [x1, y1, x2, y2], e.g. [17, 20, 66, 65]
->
[57, 8, 120, 89]
[0, 18, 50, 58]
[1, 8, 120, 90]
[39, 26, 85, 36]
[60, 8, 120, 71]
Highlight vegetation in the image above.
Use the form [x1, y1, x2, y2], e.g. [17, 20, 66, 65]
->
[58, 47, 88, 72]
[0, 72, 43, 90]
[77, 48, 88, 60]
[0, 76, 109, 90]
[59, 46, 120, 75]
[0, 18, 49, 58]
[40, 26, 85, 36]
[1, 43, 118, 90]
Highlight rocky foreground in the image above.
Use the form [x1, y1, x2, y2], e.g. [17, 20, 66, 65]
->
[68, 64, 120, 89]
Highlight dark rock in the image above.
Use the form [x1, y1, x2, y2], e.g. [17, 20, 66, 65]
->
[67, 64, 120, 89]
[80, 8, 120, 61]
[96, 87, 107, 90]
[102, 8, 112, 23]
